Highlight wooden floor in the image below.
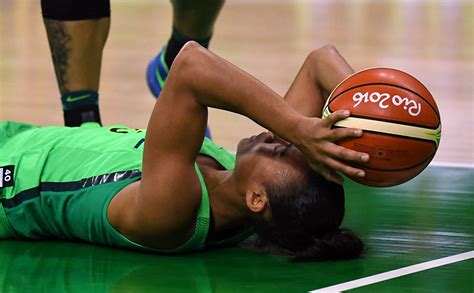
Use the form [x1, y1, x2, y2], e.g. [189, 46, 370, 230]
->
[0, 0, 472, 164]
[0, 1, 473, 292]
[0, 166, 472, 292]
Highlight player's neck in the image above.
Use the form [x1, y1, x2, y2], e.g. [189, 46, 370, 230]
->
[203, 169, 252, 233]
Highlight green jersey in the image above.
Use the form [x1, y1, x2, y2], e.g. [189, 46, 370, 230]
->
[0, 121, 251, 252]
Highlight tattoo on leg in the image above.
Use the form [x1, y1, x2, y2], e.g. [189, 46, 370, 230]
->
[44, 19, 71, 94]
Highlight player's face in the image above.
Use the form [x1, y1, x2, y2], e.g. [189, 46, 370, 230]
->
[234, 132, 311, 186]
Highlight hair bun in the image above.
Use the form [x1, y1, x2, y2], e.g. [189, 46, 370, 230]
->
[292, 229, 364, 262]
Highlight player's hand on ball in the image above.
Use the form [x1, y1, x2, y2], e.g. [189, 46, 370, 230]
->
[294, 110, 370, 185]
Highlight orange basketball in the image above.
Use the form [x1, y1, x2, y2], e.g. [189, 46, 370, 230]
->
[322, 68, 442, 187]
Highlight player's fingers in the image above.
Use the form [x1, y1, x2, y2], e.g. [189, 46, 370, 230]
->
[327, 171, 344, 185]
[324, 156, 366, 179]
[308, 162, 344, 185]
[323, 110, 350, 127]
[328, 127, 363, 142]
[326, 143, 370, 164]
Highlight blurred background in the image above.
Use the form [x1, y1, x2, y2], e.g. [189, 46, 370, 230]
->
[0, 0, 473, 164]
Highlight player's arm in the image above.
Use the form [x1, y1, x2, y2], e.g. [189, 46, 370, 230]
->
[284, 45, 354, 118]
[110, 42, 311, 248]
[282, 45, 368, 182]
[152, 42, 367, 183]
[110, 42, 367, 248]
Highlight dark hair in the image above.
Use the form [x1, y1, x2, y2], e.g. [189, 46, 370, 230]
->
[254, 171, 364, 261]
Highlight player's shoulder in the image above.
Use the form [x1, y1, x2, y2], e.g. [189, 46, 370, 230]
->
[109, 166, 203, 249]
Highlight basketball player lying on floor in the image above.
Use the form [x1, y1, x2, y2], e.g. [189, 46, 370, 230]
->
[0, 42, 370, 261]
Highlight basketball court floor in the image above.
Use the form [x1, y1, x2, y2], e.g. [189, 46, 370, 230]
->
[0, 0, 472, 292]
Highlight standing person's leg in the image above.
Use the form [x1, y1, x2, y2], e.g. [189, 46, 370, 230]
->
[41, 0, 110, 126]
[147, 0, 225, 98]
[147, 0, 225, 139]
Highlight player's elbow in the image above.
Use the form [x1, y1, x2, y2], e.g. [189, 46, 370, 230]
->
[176, 40, 202, 59]
[307, 44, 340, 62]
[320, 44, 339, 55]
[173, 41, 205, 73]
[172, 41, 209, 86]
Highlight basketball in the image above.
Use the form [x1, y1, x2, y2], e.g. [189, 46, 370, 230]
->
[322, 68, 442, 187]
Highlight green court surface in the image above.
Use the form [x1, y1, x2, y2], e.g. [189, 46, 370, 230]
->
[0, 166, 472, 292]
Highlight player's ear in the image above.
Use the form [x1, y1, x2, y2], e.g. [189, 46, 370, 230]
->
[245, 184, 270, 214]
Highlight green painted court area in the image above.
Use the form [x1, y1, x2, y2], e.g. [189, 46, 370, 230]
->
[0, 166, 472, 292]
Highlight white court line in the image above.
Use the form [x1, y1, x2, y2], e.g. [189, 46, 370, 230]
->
[430, 161, 474, 169]
[309, 251, 474, 293]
